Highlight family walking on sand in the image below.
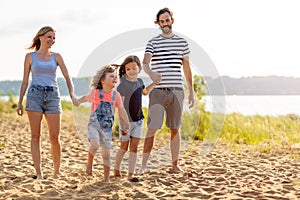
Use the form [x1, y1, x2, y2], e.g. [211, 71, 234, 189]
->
[16, 7, 194, 182]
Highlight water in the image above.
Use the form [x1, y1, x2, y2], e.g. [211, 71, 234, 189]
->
[144, 95, 300, 116]
[204, 95, 300, 116]
[3, 95, 300, 116]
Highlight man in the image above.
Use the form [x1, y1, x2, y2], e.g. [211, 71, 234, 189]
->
[140, 7, 194, 173]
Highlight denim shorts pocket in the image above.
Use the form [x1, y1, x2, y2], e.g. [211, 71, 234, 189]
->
[99, 118, 113, 129]
[88, 113, 98, 123]
[48, 89, 59, 98]
[27, 87, 37, 97]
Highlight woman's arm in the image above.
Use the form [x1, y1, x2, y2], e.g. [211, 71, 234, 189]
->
[56, 53, 75, 102]
[17, 53, 31, 116]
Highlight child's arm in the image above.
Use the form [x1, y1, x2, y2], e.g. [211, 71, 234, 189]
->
[118, 107, 130, 135]
[73, 96, 88, 106]
[142, 82, 157, 95]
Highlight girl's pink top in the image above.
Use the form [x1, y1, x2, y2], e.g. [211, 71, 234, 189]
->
[85, 89, 123, 112]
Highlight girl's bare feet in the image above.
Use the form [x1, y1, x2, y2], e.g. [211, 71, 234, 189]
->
[128, 177, 139, 182]
[114, 169, 122, 177]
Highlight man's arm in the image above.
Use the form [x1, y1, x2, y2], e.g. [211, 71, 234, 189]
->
[143, 53, 161, 84]
[182, 56, 195, 108]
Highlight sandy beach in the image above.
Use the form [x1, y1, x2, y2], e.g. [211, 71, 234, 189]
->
[1, 111, 300, 200]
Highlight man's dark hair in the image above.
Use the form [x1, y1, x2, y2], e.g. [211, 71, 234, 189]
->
[154, 7, 173, 24]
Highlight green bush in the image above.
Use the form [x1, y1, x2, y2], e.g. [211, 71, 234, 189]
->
[220, 113, 300, 149]
[61, 100, 73, 111]
[0, 93, 17, 113]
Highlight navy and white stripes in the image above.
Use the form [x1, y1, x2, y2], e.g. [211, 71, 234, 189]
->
[145, 34, 190, 88]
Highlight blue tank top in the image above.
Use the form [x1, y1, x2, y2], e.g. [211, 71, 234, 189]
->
[31, 52, 58, 87]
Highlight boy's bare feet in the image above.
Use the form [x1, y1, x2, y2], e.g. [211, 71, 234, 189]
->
[138, 167, 147, 175]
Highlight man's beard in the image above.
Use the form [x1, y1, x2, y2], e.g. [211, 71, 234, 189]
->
[161, 25, 172, 34]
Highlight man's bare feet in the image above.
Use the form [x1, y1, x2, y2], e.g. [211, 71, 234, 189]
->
[33, 174, 43, 180]
[53, 172, 64, 178]
[86, 164, 93, 176]
[170, 166, 184, 174]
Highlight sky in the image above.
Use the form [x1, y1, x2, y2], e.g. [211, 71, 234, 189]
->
[1, 0, 300, 80]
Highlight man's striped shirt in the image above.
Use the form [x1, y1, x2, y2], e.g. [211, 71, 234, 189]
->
[145, 34, 190, 89]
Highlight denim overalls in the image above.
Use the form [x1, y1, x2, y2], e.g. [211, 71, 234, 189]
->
[88, 89, 116, 148]
[96, 89, 116, 130]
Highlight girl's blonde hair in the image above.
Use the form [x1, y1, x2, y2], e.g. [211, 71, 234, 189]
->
[89, 65, 116, 89]
[28, 26, 55, 51]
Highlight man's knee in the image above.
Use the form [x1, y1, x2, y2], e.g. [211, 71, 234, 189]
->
[145, 128, 157, 138]
[170, 128, 180, 139]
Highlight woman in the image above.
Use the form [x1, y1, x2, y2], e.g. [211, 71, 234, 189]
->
[16, 26, 75, 179]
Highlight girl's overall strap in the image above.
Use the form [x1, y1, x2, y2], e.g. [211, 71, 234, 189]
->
[99, 89, 116, 101]
[112, 90, 116, 101]
[99, 89, 104, 99]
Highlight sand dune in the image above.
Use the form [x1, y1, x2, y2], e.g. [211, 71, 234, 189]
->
[1, 111, 300, 199]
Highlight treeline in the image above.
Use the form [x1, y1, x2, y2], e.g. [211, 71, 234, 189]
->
[205, 76, 300, 95]
[0, 78, 91, 96]
[1, 76, 300, 96]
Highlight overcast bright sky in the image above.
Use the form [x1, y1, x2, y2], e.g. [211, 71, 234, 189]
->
[1, 0, 300, 80]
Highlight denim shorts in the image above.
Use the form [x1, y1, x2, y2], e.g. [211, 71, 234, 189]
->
[25, 84, 62, 114]
[119, 119, 143, 142]
[88, 112, 112, 148]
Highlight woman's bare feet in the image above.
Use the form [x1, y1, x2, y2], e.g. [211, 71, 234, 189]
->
[86, 164, 93, 176]
[103, 177, 110, 183]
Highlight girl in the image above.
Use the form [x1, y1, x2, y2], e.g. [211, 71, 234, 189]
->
[16, 26, 75, 179]
[74, 65, 130, 182]
[114, 55, 157, 182]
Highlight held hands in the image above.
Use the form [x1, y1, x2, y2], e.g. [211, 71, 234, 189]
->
[121, 130, 128, 136]
[72, 97, 80, 107]
[149, 71, 162, 84]
[120, 126, 130, 136]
